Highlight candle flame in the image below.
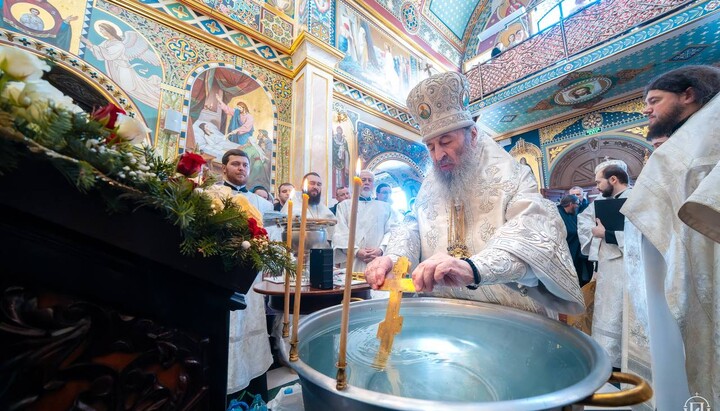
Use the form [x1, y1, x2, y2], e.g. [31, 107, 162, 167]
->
[289, 188, 296, 200]
[303, 178, 308, 193]
[356, 158, 362, 176]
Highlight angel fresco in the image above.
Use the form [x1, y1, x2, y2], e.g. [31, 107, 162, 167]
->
[81, 21, 162, 108]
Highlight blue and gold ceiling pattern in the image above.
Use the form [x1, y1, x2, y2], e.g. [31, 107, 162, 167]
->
[427, 0, 482, 41]
[476, 16, 720, 136]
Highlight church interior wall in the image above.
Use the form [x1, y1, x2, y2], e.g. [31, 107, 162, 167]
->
[0, 0, 294, 195]
[503, 96, 653, 198]
[330, 99, 427, 204]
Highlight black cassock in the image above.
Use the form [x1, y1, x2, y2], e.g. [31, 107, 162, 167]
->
[557, 205, 593, 285]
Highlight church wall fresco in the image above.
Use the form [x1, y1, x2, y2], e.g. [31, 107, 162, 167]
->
[0, 0, 293, 193]
[355, 121, 429, 175]
[504, 96, 652, 191]
[335, 0, 430, 106]
[361, 0, 462, 67]
[307, 0, 334, 44]
[0, 0, 90, 53]
[182, 64, 276, 191]
[136, 0, 294, 70]
[174, 0, 295, 48]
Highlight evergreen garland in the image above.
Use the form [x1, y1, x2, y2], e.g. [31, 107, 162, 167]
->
[0, 46, 293, 275]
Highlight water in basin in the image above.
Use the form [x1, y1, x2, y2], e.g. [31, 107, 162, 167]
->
[298, 305, 591, 402]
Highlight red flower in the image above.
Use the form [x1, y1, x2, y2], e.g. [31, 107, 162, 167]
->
[92, 104, 126, 129]
[176, 152, 206, 177]
[247, 217, 268, 238]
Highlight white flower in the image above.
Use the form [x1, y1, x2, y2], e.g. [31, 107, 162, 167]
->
[241, 241, 251, 249]
[1, 81, 26, 105]
[116, 114, 149, 144]
[22, 79, 82, 113]
[0, 45, 50, 80]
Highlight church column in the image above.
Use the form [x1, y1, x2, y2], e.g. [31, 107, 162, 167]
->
[289, 32, 343, 198]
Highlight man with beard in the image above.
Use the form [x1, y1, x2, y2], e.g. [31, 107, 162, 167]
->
[333, 170, 399, 274]
[281, 172, 335, 244]
[620, 65, 720, 410]
[222, 149, 274, 214]
[577, 160, 631, 370]
[364, 72, 584, 318]
[281, 172, 335, 220]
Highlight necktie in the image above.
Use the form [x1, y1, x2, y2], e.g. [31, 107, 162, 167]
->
[224, 182, 248, 192]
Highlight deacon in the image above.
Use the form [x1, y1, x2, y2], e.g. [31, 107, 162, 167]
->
[577, 160, 631, 369]
[622, 65, 720, 409]
[333, 170, 399, 272]
[365, 72, 584, 317]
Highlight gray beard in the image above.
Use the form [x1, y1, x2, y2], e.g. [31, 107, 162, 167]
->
[428, 142, 480, 202]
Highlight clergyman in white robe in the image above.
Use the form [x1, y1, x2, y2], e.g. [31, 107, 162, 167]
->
[577, 188, 632, 368]
[332, 198, 399, 272]
[621, 93, 720, 409]
[384, 134, 584, 317]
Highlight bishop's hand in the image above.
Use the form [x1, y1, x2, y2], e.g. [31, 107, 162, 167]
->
[412, 253, 474, 292]
[365, 256, 393, 290]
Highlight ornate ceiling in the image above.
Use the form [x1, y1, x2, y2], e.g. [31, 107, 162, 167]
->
[475, 15, 720, 137]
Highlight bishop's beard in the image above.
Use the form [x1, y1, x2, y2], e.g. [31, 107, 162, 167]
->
[429, 141, 480, 202]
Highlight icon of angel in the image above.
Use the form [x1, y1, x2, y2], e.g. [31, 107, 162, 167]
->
[81, 21, 162, 108]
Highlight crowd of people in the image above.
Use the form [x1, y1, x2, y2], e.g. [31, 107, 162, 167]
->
[220, 65, 719, 409]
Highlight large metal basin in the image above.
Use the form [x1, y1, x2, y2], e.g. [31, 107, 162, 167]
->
[281, 298, 648, 411]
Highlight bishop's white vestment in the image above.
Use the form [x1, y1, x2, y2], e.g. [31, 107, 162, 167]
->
[384, 135, 584, 317]
[621, 94, 720, 410]
[577, 189, 631, 368]
[332, 199, 399, 272]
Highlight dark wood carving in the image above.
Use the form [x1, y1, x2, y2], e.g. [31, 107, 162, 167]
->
[45, 65, 110, 113]
[0, 287, 209, 410]
[0, 152, 257, 410]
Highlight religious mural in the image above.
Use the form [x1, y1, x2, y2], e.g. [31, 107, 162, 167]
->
[82, 15, 164, 110]
[185, 66, 274, 191]
[336, 1, 427, 102]
[265, 0, 293, 18]
[331, 121, 352, 196]
[0, 0, 86, 53]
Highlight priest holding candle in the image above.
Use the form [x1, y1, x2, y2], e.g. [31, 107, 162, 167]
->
[364, 72, 584, 318]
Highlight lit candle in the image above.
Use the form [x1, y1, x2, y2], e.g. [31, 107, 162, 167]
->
[289, 179, 309, 361]
[336, 158, 362, 389]
[283, 188, 296, 338]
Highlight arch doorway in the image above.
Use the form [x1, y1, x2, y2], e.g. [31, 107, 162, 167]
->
[368, 157, 423, 213]
[548, 135, 650, 195]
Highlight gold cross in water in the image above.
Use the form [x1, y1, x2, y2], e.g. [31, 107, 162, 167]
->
[375, 256, 414, 370]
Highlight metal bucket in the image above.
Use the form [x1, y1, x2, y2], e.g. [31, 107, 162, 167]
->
[281, 298, 651, 411]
